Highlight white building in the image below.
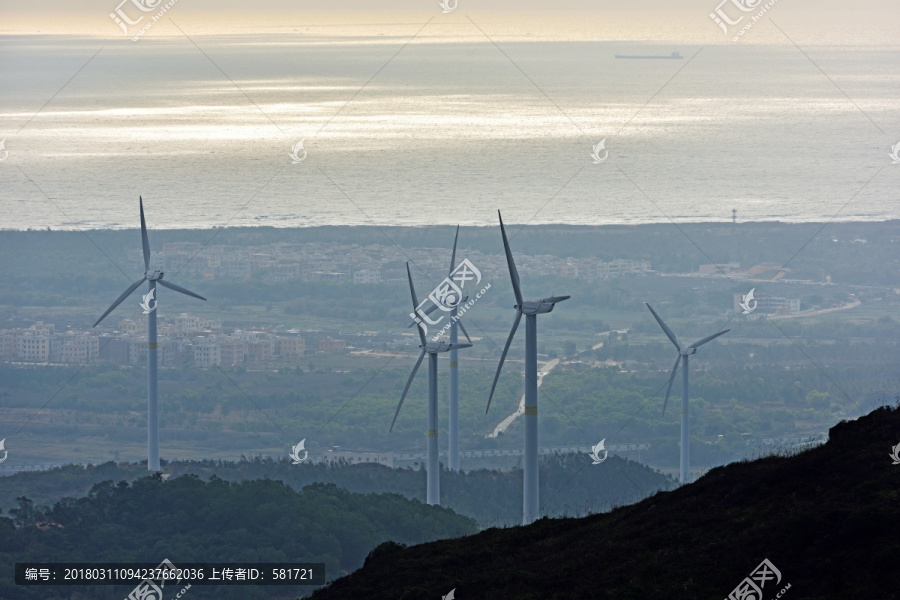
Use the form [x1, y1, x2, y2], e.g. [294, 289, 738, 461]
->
[734, 292, 800, 315]
[173, 314, 203, 332]
[17, 332, 50, 362]
[194, 341, 221, 367]
[58, 334, 100, 364]
[353, 269, 382, 285]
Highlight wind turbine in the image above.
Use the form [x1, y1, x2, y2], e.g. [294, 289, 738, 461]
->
[447, 228, 467, 472]
[486, 211, 569, 525]
[93, 197, 206, 472]
[645, 303, 728, 484]
[408, 226, 473, 472]
[392, 263, 471, 505]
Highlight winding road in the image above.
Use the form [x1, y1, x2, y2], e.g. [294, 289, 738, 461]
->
[488, 358, 560, 438]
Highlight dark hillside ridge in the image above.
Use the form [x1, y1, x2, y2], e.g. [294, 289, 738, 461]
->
[311, 405, 900, 599]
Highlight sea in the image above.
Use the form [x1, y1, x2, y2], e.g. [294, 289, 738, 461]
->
[1, 18, 898, 230]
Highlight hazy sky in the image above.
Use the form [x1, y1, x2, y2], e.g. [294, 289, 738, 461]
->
[1, 0, 898, 44]
[4, 0, 898, 10]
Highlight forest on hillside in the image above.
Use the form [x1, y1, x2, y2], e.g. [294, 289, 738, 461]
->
[0, 454, 674, 527]
[0, 475, 478, 600]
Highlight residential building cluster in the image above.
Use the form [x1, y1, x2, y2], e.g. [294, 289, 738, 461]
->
[126, 241, 651, 285]
[0, 322, 100, 364]
[0, 316, 349, 367]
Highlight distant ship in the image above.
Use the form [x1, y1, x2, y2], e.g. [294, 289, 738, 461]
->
[615, 51, 683, 59]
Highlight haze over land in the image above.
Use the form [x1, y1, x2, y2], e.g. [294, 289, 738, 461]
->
[1, 1, 897, 598]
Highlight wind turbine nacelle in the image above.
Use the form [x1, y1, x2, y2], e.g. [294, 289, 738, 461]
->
[518, 302, 555, 315]
[518, 296, 570, 315]
[424, 341, 472, 354]
[145, 270, 164, 281]
[425, 341, 453, 354]
[679, 347, 698, 356]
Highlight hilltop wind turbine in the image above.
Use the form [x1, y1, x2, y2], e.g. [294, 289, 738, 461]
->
[486, 211, 569, 525]
[645, 303, 728, 484]
[93, 197, 206, 472]
[392, 263, 472, 505]
[446, 227, 470, 472]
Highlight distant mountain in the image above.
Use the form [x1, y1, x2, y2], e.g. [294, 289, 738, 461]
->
[0, 453, 673, 528]
[310, 404, 900, 599]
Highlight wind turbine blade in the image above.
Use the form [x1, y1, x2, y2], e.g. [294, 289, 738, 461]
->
[390, 349, 426, 432]
[93, 277, 147, 327]
[157, 279, 207, 301]
[688, 329, 730, 349]
[486, 310, 522, 413]
[407, 302, 439, 328]
[139, 196, 150, 271]
[406, 263, 426, 346]
[646, 303, 680, 350]
[448, 343, 472, 351]
[457, 320, 472, 344]
[448, 224, 459, 276]
[662, 354, 680, 416]
[498, 211, 523, 307]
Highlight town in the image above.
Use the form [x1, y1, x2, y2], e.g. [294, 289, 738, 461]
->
[124, 240, 652, 284]
[1, 237, 818, 367]
[1, 240, 654, 367]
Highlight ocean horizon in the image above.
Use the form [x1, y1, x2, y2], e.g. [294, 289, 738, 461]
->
[2, 34, 897, 231]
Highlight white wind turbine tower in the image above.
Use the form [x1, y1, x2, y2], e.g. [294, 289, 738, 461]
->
[486, 211, 569, 525]
[392, 264, 472, 505]
[93, 197, 206, 471]
[408, 226, 473, 472]
[645, 303, 729, 484]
